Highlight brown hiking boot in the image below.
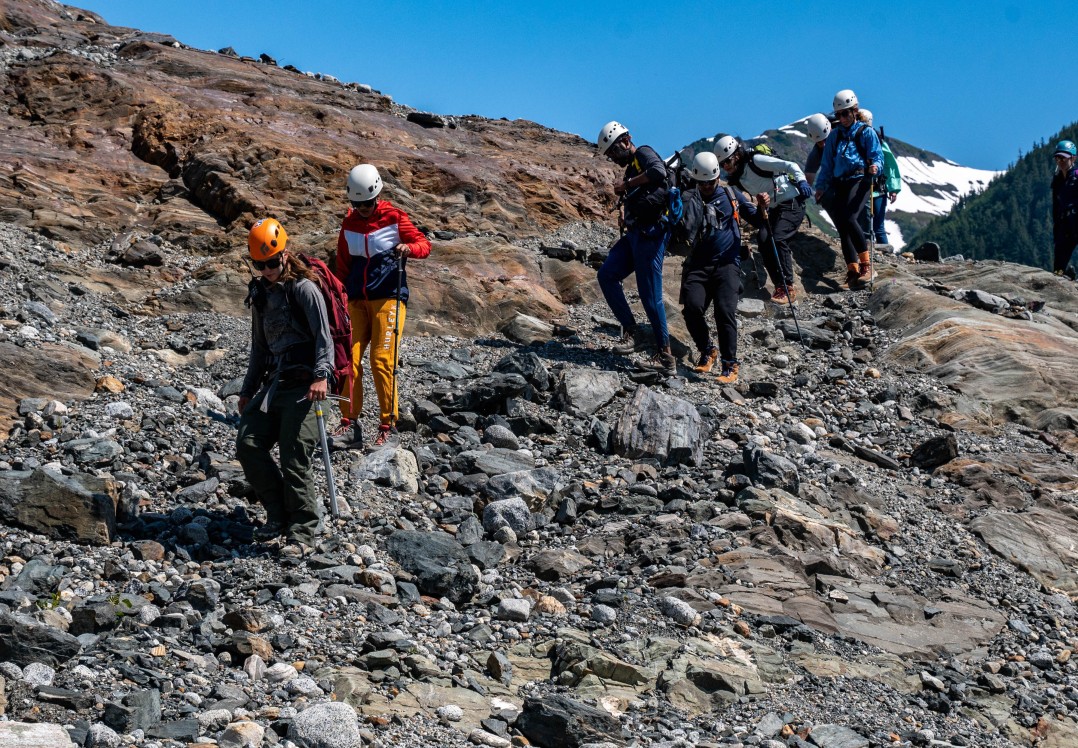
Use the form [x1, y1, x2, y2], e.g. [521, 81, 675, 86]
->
[770, 286, 788, 303]
[692, 347, 719, 373]
[716, 362, 740, 384]
[845, 266, 863, 288]
[611, 326, 648, 355]
[638, 348, 677, 376]
[857, 262, 876, 283]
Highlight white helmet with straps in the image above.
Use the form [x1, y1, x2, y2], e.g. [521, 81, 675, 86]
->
[805, 113, 832, 143]
[714, 135, 739, 163]
[833, 89, 858, 112]
[347, 164, 383, 201]
[596, 121, 629, 155]
[690, 152, 720, 182]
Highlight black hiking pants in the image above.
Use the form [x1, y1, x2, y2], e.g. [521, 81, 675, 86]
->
[757, 199, 805, 288]
[1054, 229, 1078, 274]
[681, 260, 740, 364]
[831, 176, 872, 265]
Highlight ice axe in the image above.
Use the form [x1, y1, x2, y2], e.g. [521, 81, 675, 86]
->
[300, 394, 350, 519]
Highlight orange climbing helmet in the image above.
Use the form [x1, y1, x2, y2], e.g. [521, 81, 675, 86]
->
[248, 218, 288, 261]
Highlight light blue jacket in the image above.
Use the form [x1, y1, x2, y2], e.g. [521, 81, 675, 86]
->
[815, 120, 884, 196]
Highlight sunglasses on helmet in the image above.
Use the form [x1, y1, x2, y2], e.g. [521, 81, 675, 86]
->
[252, 256, 283, 271]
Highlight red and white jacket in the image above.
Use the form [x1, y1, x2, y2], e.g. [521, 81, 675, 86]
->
[334, 200, 431, 302]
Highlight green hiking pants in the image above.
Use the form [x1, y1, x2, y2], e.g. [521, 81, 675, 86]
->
[235, 383, 323, 544]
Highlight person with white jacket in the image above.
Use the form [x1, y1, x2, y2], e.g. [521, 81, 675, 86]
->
[715, 135, 813, 303]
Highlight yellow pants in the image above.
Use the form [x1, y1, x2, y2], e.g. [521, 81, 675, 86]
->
[344, 298, 406, 425]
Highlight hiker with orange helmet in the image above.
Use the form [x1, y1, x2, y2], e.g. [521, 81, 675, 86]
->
[335, 164, 431, 448]
[236, 217, 332, 556]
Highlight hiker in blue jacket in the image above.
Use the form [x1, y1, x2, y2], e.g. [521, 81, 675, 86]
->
[814, 89, 884, 288]
[596, 120, 676, 375]
[680, 153, 765, 385]
[1052, 140, 1078, 277]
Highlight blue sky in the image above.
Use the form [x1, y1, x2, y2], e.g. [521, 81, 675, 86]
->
[75, 0, 1072, 170]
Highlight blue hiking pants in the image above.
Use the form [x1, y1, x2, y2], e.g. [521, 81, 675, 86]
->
[597, 227, 669, 349]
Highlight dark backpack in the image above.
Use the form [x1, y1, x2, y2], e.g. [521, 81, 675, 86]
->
[669, 186, 740, 258]
[245, 254, 353, 395]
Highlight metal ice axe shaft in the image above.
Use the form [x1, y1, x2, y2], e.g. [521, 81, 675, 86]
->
[300, 394, 350, 519]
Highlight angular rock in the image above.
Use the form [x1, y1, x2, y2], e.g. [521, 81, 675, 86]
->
[613, 385, 705, 466]
[0, 613, 81, 667]
[0, 469, 117, 544]
[482, 498, 533, 536]
[530, 549, 592, 582]
[485, 467, 560, 508]
[553, 370, 620, 417]
[808, 723, 870, 748]
[515, 693, 623, 748]
[352, 448, 420, 493]
[0, 723, 77, 748]
[500, 313, 555, 345]
[430, 373, 527, 414]
[744, 446, 800, 494]
[910, 434, 959, 470]
[386, 531, 479, 605]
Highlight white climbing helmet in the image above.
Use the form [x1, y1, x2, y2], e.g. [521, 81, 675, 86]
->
[347, 164, 383, 201]
[805, 113, 832, 143]
[690, 152, 720, 182]
[714, 135, 739, 163]
[596, 121, 629, 155]
[833, 89, 858, 112]
[859, 108, 874, 128]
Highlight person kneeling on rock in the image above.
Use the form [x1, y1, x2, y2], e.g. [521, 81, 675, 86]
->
[236, 218, 332, 556]
[680, 153, 764, 385]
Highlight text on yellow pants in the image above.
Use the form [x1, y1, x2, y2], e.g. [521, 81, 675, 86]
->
[343, 298, 406, 425]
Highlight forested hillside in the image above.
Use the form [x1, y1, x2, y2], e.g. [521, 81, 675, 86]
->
[912, 122, 1078, 267]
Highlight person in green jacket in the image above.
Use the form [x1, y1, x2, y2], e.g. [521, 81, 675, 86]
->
[858, 109, 902, 246]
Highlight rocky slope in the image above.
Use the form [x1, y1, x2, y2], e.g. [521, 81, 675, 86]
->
[0, 2, 1077, 748]
[0, 212, 1077, 748]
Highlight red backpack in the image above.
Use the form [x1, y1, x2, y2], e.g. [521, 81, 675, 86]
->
[290, 253, 352, 395]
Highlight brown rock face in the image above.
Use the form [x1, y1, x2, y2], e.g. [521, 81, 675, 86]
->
[0, 0, 614, 252]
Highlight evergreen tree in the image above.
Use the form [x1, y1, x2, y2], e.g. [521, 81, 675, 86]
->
[912, 122, 1078, 268]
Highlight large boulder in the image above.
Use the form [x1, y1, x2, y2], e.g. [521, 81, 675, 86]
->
[515, 693, 623, 748]
[0, 613, 81, 667]
[613, 385, 705, 466]
[385, 531, 478, 605]
[553, 369, 620, 417]
[0, 469, 117, 545]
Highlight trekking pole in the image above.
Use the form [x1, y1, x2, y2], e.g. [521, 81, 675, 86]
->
[868, 179, 877, 291]
[390, 252, 404, 430]
[762, 207, 806, 349]
[299, 394, 350, 519]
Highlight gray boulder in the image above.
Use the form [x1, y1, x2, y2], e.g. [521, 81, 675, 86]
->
[287, 701, 362, 748]
[482, 498, 533, 536]
[0, 468, 116, 545]
[386, 531, 478, 605]
[613, 385, 704, 466]
[553, 369, 620, 417]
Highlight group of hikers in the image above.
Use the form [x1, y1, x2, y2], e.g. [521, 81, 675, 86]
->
[231, 86, 1076, 555]
[236, 164, 429, 553]
[595, 88, 902, 383]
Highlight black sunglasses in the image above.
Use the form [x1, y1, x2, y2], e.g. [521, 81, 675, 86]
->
[351, 198, 377, 209]
[252, 256, 282, 271]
